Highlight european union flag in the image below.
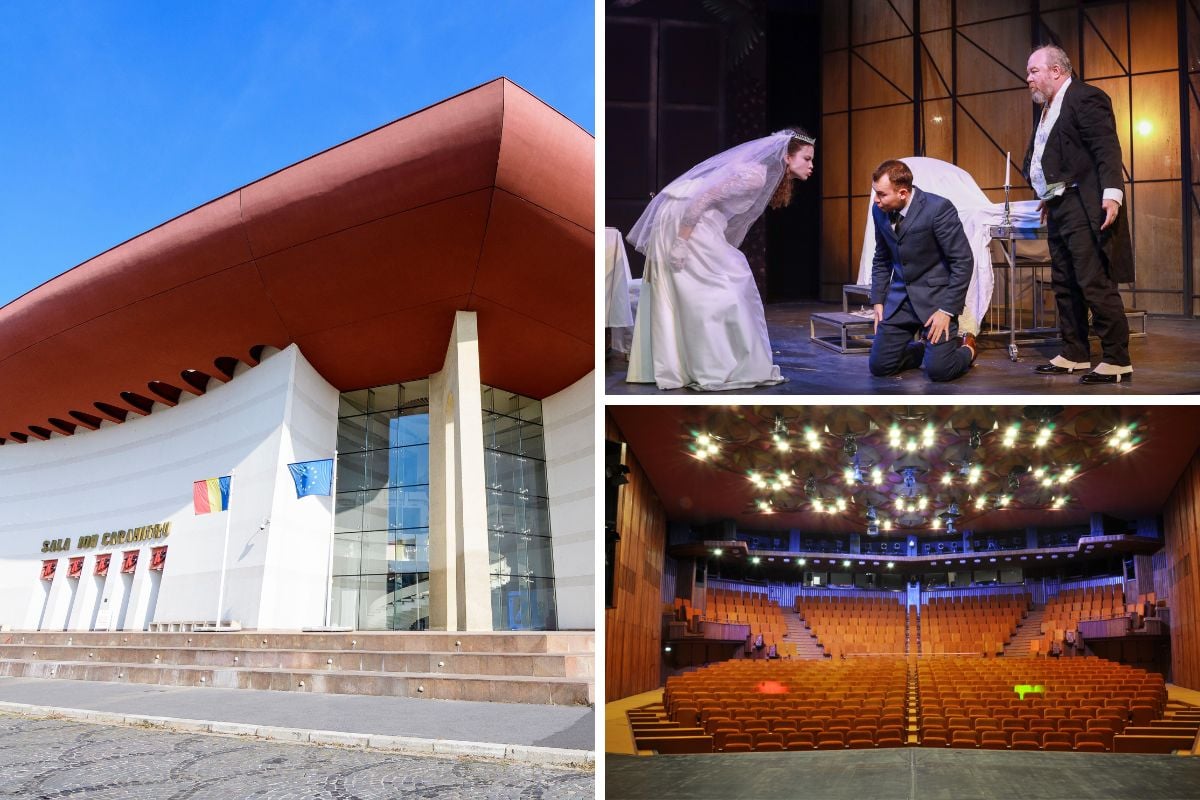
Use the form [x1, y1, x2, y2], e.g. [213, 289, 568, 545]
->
[288, 459, 334, 498]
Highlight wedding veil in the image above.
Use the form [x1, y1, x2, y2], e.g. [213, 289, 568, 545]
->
[626, 131, 798, 256]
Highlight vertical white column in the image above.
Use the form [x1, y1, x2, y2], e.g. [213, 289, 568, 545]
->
[66, 556, 98, 630]
[40, 563, 73, 631]
[428, 311, 493, 631]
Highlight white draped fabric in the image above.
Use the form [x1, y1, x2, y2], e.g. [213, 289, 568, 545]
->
[627, 155, 787, 391]
[856, 157, 1042, 334]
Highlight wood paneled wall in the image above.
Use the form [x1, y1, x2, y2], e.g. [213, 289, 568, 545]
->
[1162, 444, 1200, 689]
[605, 413, 668, 701]
[821, 0, 1194, 315]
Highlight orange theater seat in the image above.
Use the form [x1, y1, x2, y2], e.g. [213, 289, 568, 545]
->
[979, 730, 1009, 750]
[1011, 732, 1040, 751]
[1042, 731, 1073, 751]
[949, 730, 978, 749]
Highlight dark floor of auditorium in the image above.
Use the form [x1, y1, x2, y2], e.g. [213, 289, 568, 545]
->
[605, 747, 1200, 799]
[605, 303, 1200, 395]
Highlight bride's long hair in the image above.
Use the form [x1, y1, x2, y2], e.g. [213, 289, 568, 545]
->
[769, 127, 815, 210]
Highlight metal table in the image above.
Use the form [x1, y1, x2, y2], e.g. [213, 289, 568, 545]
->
[987, 224, 1059, 362]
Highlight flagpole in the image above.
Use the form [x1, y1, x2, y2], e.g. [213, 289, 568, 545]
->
[323, 451, 338, 627]
[215, 469, 234, 627]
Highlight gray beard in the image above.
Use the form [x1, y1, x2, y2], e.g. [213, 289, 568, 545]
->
[1031, 89, 1048, 105]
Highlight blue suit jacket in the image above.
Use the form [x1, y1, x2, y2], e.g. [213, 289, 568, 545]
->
[869, 188, 973, 324]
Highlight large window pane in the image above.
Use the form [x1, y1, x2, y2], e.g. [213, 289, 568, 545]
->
[390, 445, 430, 487]
[490, 576, 557, 631]
[490, 530, 556, 578]
[335, 380, 431, 632]
[389, 486, 429, 529]
[333, 531, 361, 576]
[482, 383, 555, 631]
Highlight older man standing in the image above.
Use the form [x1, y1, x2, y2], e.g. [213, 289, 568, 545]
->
[1023, 44, 1134, 384]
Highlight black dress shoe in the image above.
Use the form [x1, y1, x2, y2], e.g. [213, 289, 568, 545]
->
[1080, 371, 1133, 385]
[1035, 363, 1087, 374]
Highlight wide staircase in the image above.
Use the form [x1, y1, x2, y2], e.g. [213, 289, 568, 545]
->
[784, 611, 826, 660]
[0, 630, 594, 705]
[1006, 606, 1046, 658]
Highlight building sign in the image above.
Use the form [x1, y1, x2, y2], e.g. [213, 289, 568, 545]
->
[41, 522, 171, 555]
[150, 546, 167, 572]
[67, 557, 84, 579]
[95, 553, 111, 577]
[41, 560, 56, 581]
[121, 551, 138, 574]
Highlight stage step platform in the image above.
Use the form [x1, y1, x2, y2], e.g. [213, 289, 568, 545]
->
[0, 630, 594, 706]
[810, 311, 875, 354]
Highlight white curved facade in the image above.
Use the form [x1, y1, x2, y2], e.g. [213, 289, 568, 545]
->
[0, 319, 595, 633]
[0, 344, 339, 631]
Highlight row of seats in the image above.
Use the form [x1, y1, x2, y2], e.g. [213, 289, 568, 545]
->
[705, 589, 791, 653]
[1039, 585, 1125, 650]
[920, 594, 1028, 656]
[797, 596, 907, 658]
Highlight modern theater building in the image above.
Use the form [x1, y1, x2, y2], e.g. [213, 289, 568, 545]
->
[0, 78, 595, 636]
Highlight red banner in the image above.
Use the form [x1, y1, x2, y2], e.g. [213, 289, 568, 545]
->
[150, 546, 167, 571]
[41, 560, 56, 581]
[121, 550, 138, 574]
[67, 557, 84, 579]
[94, 553, 111, 577]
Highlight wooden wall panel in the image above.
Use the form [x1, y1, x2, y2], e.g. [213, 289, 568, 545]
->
[958, 1, 1028, 26]
[1040, 10, 1080, 66]
[851, 0, 911, 45]
[821, 198, 851, 299]
[921, 0, 950, 32]
[921, 30, 953, 99]
[1132, 182, 1184, 314]
[823, 1, 849, 51]
[922, 99, 954, 161]
[1162, 445, 1200, 690]
[851, 197, 871, 283]
[853, 39, 913, 107]
[1132, 72, 1182, 182]
[957, 89, 1034, 189]
[822, 113, 849, 198]
[824, 51, 850, 114]
[605, 413, 668, 701]
[1083, 5, 1129, 79]
[1131, 0, 1179, 74]
[1089, 78, 1133, 179]
[955, 18, 1029, 96]
[852, 105, 913, 179]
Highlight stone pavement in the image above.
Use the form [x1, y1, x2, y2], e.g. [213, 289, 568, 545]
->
[0, 676, 593, 760]
[0, 713, 594, 799]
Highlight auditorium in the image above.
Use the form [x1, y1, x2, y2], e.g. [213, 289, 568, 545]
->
[605, 404, 1200, 796]
[0, 79, 595, 706]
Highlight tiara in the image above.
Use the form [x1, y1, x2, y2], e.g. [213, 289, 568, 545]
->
[774, 128, 815, 145]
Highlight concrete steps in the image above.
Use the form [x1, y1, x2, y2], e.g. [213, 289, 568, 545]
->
[788, 611, 828, 659]
[1005, 606, 1045, 658]
[0, 631, 594, 705]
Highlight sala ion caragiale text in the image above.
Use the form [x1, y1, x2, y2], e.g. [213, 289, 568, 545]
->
[41, 522, 171, 554]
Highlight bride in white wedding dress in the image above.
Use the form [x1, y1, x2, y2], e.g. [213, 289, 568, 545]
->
[625, 129, 815, 391]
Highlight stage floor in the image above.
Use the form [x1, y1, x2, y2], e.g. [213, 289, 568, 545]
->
[605, 302, 1200, 395]
[605, 748, 1200, 800]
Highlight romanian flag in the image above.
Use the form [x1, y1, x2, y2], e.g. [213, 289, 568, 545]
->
[193, 476, 231, 514]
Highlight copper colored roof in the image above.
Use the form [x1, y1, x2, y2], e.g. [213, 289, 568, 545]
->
[0, 78, 594, 444]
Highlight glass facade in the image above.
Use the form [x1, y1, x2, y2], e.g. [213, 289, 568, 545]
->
[482, 386, 557, 630]
[329, 381, 558, 631]
[332, 381, 430, 631]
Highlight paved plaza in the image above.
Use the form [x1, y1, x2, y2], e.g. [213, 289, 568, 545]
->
[0, 713, 594, 799]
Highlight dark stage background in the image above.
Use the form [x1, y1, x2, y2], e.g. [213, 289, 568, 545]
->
[605, 0, 823, 302]
[608, 0, 1200, 316]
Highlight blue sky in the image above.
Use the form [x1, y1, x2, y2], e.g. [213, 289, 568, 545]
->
[0, 1, 594, 307]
